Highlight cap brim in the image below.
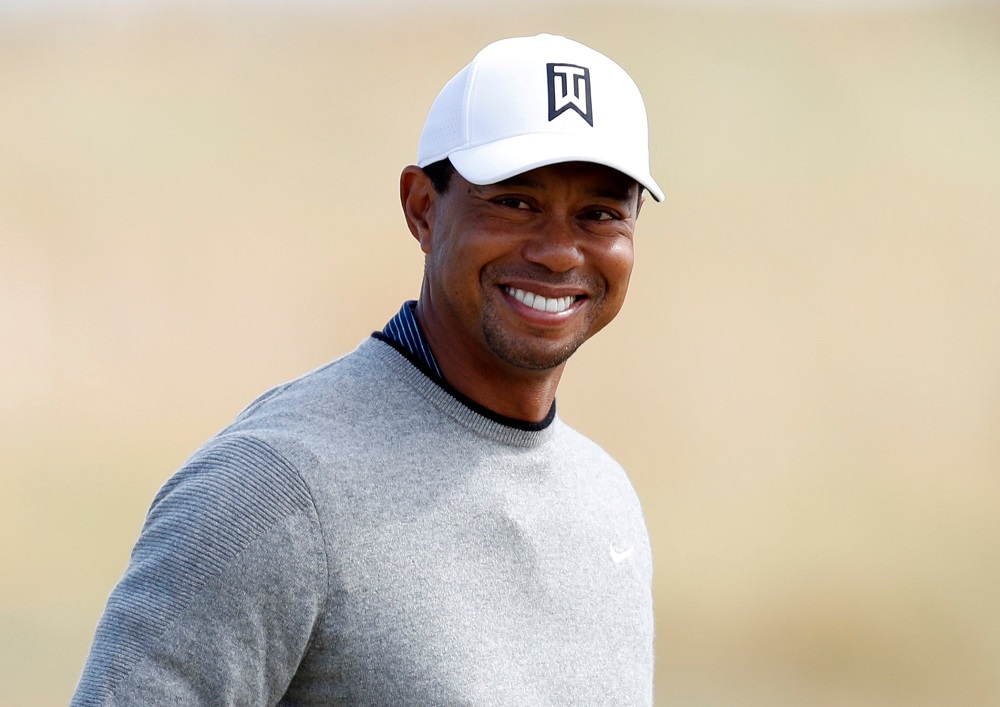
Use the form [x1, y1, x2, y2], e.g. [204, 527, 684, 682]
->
[447, 133, 665, 203]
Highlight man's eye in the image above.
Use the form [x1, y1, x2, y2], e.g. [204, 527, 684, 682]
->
[584, 209, 616, 221]
[495, 198, 531, 210]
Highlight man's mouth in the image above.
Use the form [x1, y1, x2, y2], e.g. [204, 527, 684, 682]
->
[504, 286, 580, 314]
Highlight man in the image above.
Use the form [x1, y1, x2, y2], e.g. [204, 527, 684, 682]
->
[72, 33, 664, 706]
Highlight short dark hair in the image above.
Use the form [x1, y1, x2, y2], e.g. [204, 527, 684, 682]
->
[422, 158, 455, 194]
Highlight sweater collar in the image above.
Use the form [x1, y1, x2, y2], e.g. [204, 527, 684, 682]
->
[366, 334, 558, 447]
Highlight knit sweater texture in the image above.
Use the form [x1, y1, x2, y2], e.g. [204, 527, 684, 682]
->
[72, 336, 654, 706]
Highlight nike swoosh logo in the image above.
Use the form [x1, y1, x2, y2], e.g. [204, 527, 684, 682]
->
[609, 541, 635, 564]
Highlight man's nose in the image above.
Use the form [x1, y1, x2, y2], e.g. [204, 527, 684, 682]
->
[521, 216, 584, 273]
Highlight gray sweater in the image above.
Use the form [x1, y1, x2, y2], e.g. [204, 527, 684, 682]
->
[72, 337, 653, 706]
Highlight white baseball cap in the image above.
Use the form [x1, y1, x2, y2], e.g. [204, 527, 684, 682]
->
[417, 34, 664, 202]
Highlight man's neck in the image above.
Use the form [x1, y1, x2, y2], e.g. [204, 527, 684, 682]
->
[415, 304, 563, 424]
[439, 354, 562, 424]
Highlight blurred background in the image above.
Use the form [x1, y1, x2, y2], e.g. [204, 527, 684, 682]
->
[2, 0, 998, 704]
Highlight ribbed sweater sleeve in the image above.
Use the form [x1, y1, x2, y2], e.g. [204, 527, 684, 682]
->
[71, 435, 327, 707]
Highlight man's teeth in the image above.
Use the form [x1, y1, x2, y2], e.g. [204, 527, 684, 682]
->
[505, 287, 576, 313]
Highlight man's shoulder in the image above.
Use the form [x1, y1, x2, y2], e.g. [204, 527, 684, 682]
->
[200, 336, 437, 472]
[243, 336, 381, 400]
[227, 336, 401, 428]
[552, 418, 624, 469]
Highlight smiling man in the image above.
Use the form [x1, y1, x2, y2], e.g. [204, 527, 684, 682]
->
[73, 34, 663, 706]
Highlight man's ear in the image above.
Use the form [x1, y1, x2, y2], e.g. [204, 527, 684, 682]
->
[400, 165, 437, 254]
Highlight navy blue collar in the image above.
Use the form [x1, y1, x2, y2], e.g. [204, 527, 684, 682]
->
[380, 300, 444, 382]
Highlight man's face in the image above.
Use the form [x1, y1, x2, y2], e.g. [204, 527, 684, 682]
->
[415, 161, 641, 377]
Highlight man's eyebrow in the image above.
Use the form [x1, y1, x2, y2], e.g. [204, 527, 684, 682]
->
[590, 184, 638, 203]
[486, 176, 637, 203]
[489, 175, 545, 190]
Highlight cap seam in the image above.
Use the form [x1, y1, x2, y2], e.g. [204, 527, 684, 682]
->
[463, 55, 483, 149]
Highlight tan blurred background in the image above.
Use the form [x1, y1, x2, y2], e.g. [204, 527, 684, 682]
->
[2, 1, 998, 704]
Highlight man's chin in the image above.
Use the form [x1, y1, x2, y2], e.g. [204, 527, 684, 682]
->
[482, 330, 585, 372]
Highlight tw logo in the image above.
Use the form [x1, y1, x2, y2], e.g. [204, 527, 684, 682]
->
[547, 63, 593, 126]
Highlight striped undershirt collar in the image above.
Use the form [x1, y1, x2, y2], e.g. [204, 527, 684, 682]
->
[380, 300, 444, 382]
